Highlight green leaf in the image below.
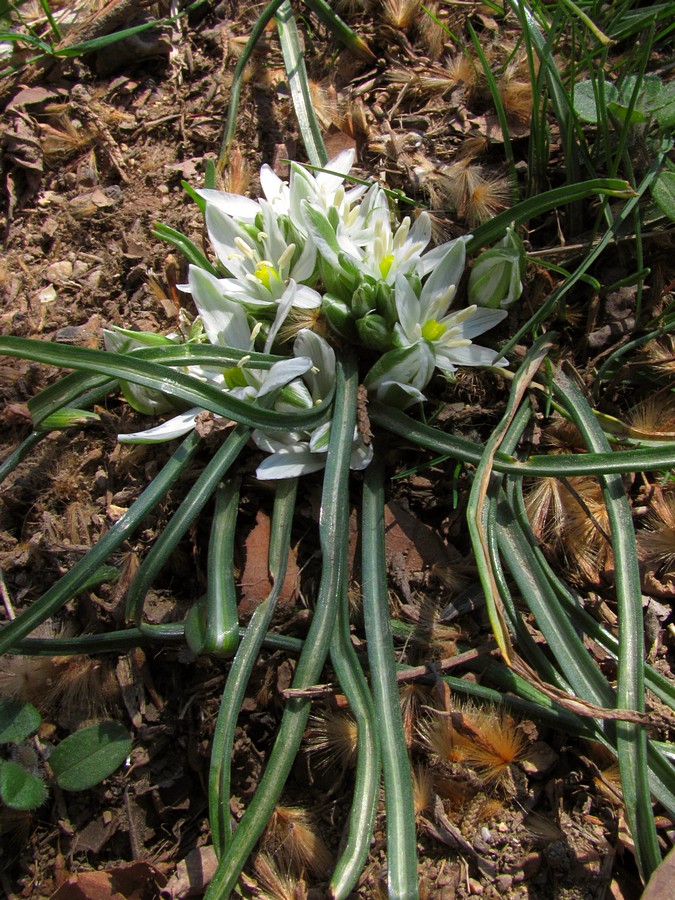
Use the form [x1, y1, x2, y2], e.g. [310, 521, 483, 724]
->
[652, 168, 675, 220]
[0, 698, 41, 744]
[0, 760, 47, 810]
[573, 78, 617, 124]
[48, 722, 131, 791]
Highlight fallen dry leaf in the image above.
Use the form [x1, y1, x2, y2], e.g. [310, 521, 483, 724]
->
[50, 861, 167, 900]
[237, 509, 300, 616]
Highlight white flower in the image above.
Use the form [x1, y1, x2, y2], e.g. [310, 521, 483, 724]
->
[197, 149, 366, 233]
[203, 199, 320, 311]
[115, 268, 312, 444]
[392, 237, 508, 375]
[252, 329, 373, 478]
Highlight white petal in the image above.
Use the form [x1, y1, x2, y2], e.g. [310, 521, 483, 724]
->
[394, 274, 422, 341]
[197, 189, 260, 221]
[117, 408, 203, 443]
[447, 307, 507, 340]
[257, 357, 313, 400]
[350, 440, 374, 470]
[420, 236, 468, 319]
[205, 205, 253, 277]
[437, 343, 507, 368]
[294, 329, 335, 400]
[255, 446, 326, 480]
[188, 266, 251, 350]
[264, 281, 296, 353]
[259, 165, 290, 213]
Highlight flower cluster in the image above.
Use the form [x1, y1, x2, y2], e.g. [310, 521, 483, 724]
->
[107, 151, 514, 478]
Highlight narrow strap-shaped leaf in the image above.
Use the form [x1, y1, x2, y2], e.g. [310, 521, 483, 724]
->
[209, 478, 298, 855]
[329, 588, 381, 900]
[15, 625, 304, 656]
[553, 370, 661, 880]
[126, 425, 250, 629]
[0, 337, 332, 433]
[370, 402, 675, 476]
[466, 178, 632, 253]
[0, 431, 45, 486]
[204, 352, 359, 898]
[217, 0, 288, 170]
[275, 1, 328, 169]
[467, 335, 554, 662]
[304, 0, 376, 61]
[362, 457, 418, 900]
[184, 478, 241, 658]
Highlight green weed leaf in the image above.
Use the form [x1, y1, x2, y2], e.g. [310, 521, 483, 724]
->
[48, 722, 131, 791]
[573, 79, 617, 123]
[652, 168, 675, 220]
[0, 698, 40, 744]
[0, 760, 47, 810]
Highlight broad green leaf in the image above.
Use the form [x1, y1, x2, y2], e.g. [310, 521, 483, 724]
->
[0, 760, 47, 810]
[48, 721, 131, 791]
[0, 697, 40, 744]
[573, 79, 618, 124]
[652, 169, 675, 220]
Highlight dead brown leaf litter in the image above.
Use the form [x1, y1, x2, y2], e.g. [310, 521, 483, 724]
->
[0, 1, 674, 897]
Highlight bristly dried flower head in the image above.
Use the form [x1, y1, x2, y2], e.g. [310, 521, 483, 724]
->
[305, 709, 359, 770]
[416, 1, 446, 60]
[445, 53, 479, 95]
[465, 175, 511, 226]
[262, 806, 332, 877]
[638, 488, 675, 575]
[251, 852, 305, 900]
[383, 0, 421, 30]
[524, 477, 567, 550]
[0, 655, 118, 728]
[627, 395, 675, 439]
[399, 682, 433, 749]
[412, 764, 435, 817]
[499, 56, 534, 125]
[421, 702, 528, 788]
[426, 159, 510, 224]
[638, 335, 675, 380]
[222, 144, 252, 196]
[559, 476, 612, 582]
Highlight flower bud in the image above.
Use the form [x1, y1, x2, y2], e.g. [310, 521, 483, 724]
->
[356, 313, 391, 351]
[322, 294, 357, 340]
[468, 226, 525, 310]
[352, 282, 377, 318]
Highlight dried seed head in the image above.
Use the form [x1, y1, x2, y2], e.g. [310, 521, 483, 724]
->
[421, 702, 528, 788]
[222, 144, 252, 196]
[639, 489, 675, 574]
[305, 709, 359, 770]
[262, 806, 332, 877]
[465, 175, 510, 226]
[0, 655, 118, 727]
[412, 764, 435, 817]
[251, 852, 305, 900]
[416, 2, 446, 60]
[627, 395, 675, 438]
[383, 0, 421, 30]
[499, 57, 534, 124]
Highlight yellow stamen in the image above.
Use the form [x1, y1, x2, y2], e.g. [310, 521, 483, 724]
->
[379, 253, 395, 279]
[421, 319, 446, 341]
